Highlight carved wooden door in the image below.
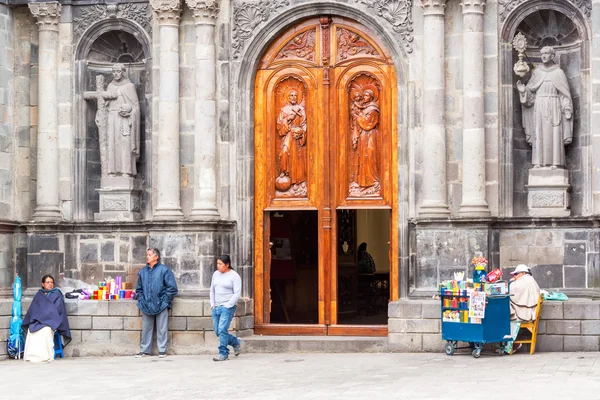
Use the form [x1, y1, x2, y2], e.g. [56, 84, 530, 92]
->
[254, 16, 398, 335]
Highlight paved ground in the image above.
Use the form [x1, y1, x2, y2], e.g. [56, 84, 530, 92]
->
[2, 351, 600, 399]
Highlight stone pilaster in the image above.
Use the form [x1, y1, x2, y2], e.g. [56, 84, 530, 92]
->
[151, 0, 185, 219]
[29, 2, 62, 221]
[418, 0, 450, 217]
[187, 0, 220, 220]
[458, 0, 490, 216]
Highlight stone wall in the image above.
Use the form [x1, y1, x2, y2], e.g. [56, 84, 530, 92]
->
[0, 297, 253, 359]
[411, 221, 600, 295]
[15, 223, 248, 296]
[0, 4, 13, 219]
[388, 299, 600, 352]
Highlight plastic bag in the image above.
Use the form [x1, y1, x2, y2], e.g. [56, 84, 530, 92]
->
[13, 276, 21, 301]
[485, 268, 502, 283]
[59, 276, 98, 294]
[543, 291, 568, 301]
[7, 334, 25, 359]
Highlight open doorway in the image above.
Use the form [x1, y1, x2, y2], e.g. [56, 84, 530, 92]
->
[337, 209, 390, 326]
[268, 210, 319, 324]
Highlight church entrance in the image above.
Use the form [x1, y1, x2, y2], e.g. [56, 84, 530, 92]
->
[254, 16, 398, 336]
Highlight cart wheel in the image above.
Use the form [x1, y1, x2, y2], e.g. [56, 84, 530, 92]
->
[472, 348, 482, 358]
[445, 341, 455, 356]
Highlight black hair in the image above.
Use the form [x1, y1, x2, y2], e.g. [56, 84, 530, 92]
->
[357, 242, 367, 253]
[41, 274, 55, 285]
[148, 248, 161, 262]
[217, 254, 233, 269]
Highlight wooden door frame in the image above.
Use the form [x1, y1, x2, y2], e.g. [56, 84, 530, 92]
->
[253, 16, 398, 336]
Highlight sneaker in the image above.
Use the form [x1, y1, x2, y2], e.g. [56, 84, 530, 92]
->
[135, 352, 149, 358]
[213, 354, 228, 362]
[233, 343, 242, 357]
[158, 352, 167, 358]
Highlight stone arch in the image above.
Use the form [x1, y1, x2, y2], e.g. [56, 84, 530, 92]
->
[499, 0, 592, 217]
[73, 19, 153, 221]
[232, 1, 411, 298]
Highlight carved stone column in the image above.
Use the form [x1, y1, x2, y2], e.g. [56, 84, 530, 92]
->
[418, 0, 450, 217]
[151, 0, 184, 219]
[29, 2, 62, 221]
[187, 0, 220, 220]
[458, 0, 490, 216]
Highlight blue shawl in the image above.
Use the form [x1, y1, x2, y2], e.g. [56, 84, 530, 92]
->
[22, 288, 71, 340]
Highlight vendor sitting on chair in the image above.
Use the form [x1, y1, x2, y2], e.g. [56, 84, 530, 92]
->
[509, 264, 540, 321]
[22, 275, 71, 362]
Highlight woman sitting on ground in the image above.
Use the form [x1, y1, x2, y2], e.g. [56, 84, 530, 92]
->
[22, 275, 71, 362]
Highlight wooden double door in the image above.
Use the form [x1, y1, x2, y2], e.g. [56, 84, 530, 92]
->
[254, 16, 398, 336]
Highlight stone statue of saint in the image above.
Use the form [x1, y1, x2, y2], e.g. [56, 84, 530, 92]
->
[517, 46, 573, 168]
[351, 89, 380, 192]
[275, 90, 307, 192]
[105, 63, 140, 176]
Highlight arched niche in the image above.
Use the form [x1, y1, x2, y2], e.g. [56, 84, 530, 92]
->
[73, 19, 152, 221]
[499, 1, 591, 217]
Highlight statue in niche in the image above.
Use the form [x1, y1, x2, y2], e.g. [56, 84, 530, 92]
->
[517, 46, 573, 168]
[349, 78, 381, 197]
[275, 88, 308, 197]
[105, 63, 141, 176]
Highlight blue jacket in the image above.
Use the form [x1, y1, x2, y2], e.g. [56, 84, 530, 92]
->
[136, 262, 179, 316]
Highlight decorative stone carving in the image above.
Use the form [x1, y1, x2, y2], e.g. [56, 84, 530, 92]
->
[517, 46, 573, 168]
[349, 74, 381, 197]
[420, 0, 446, 15]
[275, 77, 308, 198]
[150, 0, 183, 23]
[460, 0, 485, 14]
[73, 4, 152, 44]
[499, 0, 591, 22]
[337, 28, 379, 61]
[352, 0, 414, 53]
[526, 168, 570, 217]
[512, 32, 529, 77]
[276, 29, 316, 61]
[29, 2, 61, 31]
[186, 0, 220, 23]
[96, 189, 143, 221]
[232, 0, 290, 59]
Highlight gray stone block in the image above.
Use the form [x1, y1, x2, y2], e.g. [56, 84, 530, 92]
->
[536, 335, 564, 352]
[564, 266, 586, 288]
[28, 234, 59, 253]
[81, 330, 110, 344]
[564, 242, 587, 266]
[421, 302, 441, 319]
[167, 316, 187, 331]
[172, 299, 204, 317]
[92, 316, 124, 330]
[80, 243, 98, 263]
[422, 334, 445, 352]
[187, 317, 213, 331]
[172, 331, 204, 349]
[564, 336, 599, 351]
[540, 301, 563, 319]
[203, 300, 212, 316]
[546, 320, 581, 335]
[101, 242, 115, 262]
[239, 315, 254, 330]
[109, 301, 140, 317]
[110, 330, 141, 349]
[123, 317, 142, 330]
[77, 300, 109, 316]
[68, 316, 92, 330]
[388, 300, 422, 319]
[388, 333, 422, 352]
[389, 318, 440, 334]
[581, 320, 600, 335]
[532, 265, 563, 288]
[565, 231, 588, 241]
[563, 302, 600, 320]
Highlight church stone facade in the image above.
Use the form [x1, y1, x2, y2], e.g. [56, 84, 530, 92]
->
[0, 0, 599, 356]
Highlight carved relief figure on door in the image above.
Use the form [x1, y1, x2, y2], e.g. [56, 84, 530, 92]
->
[349, 75, 381, 197]
[274, 77, 308, 197]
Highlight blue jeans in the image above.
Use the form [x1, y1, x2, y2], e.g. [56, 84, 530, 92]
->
[212, 305, 239, 357]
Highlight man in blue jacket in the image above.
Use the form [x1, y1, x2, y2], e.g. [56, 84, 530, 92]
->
[135, 248, 178, 358]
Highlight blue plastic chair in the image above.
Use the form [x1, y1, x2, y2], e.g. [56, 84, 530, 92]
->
[53, 331, 64, 359]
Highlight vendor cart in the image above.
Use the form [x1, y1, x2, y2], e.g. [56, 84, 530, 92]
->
[440, 291, 511, 358]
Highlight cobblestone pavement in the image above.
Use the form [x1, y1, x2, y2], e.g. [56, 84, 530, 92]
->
[2, 351, 599, 400]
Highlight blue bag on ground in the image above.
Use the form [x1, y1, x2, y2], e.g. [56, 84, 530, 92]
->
[7, 276, 25, 359]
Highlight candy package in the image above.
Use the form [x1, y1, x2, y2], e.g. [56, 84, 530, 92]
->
[485, 268, 502, 283]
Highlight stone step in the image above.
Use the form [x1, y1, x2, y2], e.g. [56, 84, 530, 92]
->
[241, 335, 389, 353]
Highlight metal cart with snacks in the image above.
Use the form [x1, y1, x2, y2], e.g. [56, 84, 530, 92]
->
[440, 289, 511, 358]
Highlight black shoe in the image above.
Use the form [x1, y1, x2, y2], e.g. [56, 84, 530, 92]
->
[158, 352, 167, 358]
[135, 352, 149, 358]
[233, 344, 242, 357]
